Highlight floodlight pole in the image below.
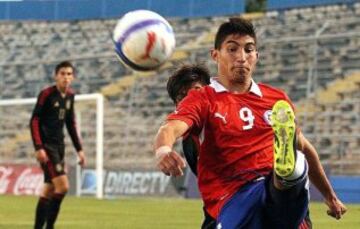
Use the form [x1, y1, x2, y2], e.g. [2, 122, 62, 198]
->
[304, 22, 329, 124]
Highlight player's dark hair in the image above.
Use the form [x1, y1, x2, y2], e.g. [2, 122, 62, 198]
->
[214, 17, 257, 50]
[167, 64, 211, 104]
[55, 61, 75, 75]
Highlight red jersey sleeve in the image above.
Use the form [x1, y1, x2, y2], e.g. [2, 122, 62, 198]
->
[167, 88, 208, 132]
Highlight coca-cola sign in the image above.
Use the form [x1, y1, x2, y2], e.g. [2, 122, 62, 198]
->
[0, 164, 43, 195]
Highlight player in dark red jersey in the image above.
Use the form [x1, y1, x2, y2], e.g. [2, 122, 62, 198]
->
[30, 61, 85, 229]
[167, 64, 215, 229]
[154, 18, 346, 228]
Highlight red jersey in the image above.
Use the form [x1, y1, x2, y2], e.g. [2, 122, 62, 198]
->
[167, 78, 294, 218]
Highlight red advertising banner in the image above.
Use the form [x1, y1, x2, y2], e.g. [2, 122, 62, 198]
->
[0, 164, 43, 195]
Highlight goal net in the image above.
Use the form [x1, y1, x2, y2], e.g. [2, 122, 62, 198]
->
[0, 93, 104, 198]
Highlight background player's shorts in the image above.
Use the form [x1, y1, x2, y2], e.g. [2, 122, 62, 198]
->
[40, 143, 66, 183]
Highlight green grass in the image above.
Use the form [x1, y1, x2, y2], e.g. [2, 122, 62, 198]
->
[0, 195, 359, 228]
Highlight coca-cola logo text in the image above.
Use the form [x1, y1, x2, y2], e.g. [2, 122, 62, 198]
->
[0, 166, 13, 193]
[14, 168, 43, 195]
[0, 165, 43, 195]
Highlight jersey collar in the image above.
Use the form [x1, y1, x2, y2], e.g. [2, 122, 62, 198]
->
[209, 77, 263, 97]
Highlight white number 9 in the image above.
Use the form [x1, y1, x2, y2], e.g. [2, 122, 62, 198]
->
[239, 107, 255, 130]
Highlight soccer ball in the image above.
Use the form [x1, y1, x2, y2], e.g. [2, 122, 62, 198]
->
[113, 10, 176, 71]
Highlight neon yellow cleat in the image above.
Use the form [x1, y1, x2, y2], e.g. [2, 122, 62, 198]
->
[271, 100, 296, 178]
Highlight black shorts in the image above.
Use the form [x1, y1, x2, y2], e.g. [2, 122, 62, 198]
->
[40, 143, 66, 183]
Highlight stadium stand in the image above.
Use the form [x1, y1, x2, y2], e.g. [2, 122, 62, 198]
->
[0, 2, 359, 174]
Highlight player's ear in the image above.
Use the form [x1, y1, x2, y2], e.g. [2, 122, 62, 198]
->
[210, 49, 218, 62]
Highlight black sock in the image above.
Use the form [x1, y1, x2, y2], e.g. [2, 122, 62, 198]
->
[46, 193, 66, 229]
[34, 197, 50, 229]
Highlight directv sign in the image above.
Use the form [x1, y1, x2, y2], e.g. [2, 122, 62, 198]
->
[81, 169, 172, 197]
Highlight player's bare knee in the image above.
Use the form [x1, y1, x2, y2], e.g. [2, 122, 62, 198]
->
[53, 182, 69, 193]
[56, 185, 69, 194]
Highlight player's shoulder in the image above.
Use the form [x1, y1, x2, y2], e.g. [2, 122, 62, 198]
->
[37, 85, 57, 104]
[38, 85, 57, 98]
[258, 83, 288, 98]
[40, 85, 56, 93]
[203, 85, 220, 97]
[186, 86, 211, 99]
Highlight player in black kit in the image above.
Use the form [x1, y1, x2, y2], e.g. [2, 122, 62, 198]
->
[30, 61, 85, 229]
[166, 64, 215, 229]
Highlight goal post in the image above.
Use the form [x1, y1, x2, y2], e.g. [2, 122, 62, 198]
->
[0, 93, 104, 199]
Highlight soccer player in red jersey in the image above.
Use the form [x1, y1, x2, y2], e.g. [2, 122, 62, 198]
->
[30, 61, 86, 229]
[154, 18, 346, 228]
[167, 63, 313, 229]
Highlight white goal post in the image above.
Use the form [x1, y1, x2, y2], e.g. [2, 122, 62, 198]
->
[0, 93, 104, 199]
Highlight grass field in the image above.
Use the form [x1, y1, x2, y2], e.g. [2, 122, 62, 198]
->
[0, 195, 359, 228]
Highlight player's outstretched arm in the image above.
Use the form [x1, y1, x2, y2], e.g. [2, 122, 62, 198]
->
[154, 120, 188, 177]
[297, 132, 347, 219]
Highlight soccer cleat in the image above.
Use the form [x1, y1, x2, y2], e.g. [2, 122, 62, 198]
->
[271, 100, 296, 178]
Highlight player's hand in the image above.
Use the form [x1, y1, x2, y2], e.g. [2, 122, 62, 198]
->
[35, 149, 48, 163]
[155, 146, 186, 177]
[77, 150, 86, 167]
[325, 195, 347, 220]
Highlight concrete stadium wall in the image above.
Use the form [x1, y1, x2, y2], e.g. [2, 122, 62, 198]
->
[0, 0, 244, 21]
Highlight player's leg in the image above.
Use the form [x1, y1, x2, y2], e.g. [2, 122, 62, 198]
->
[42, 144, 68, 229]
[46, 174, 69, 229]
[301, 210, 313, 229]
[265, 174, 309, 228]
[271, 100, 310, 189]
[271, 100, 297, 179]
[266, 100, 310, 228]
[34, 173, 54, 229]
[216, 179, 265, 229]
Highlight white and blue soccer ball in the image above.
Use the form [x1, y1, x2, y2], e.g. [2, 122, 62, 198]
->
[113, 10, 176, 71]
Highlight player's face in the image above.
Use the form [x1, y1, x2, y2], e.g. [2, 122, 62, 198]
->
[211, 34, 258, 85]
[175, 81, 205, 104]
[55, 67, 74, 93]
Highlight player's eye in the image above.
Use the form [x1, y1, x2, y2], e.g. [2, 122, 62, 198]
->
[245, 45, 256, 53]
[226, 45, 238, 53]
